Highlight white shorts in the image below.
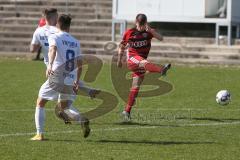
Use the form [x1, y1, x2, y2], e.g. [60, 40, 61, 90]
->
[38, 79, 76, 101]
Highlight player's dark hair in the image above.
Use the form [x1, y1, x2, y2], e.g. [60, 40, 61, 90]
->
[136, 13, 147, 26]
[57, 14, 72, 30]
[43, 8, 57, 21]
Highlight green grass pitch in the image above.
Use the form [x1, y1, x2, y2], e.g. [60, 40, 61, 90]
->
[0, 58, 240, 160]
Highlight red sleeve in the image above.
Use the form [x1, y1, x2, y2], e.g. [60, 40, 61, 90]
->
[120, 30, 130, 47]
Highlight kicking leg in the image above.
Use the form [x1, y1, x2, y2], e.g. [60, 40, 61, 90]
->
[55, 101, 72, 124]
[57, 95, 91, 138]
[139, 60, 171, 76]
[78, 80, 101, 99]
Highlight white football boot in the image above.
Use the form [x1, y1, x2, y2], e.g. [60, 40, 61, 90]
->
[122, 111, 131, 122]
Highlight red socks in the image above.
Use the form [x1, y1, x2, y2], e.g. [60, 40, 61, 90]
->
[144, 63, 163, 73]
[124, 62, 163, 113]
[125, 87, 139, 113]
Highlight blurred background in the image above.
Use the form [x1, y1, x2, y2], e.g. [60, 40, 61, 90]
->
[0, 0, 240, 64]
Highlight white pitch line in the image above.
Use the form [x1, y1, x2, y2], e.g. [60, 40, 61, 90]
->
[134, 108, 240, 111]
[0, 108, 96, 112]
[0, 109, 54, 112]
[1, 121, 240, 138]
[0, 126, 156, 138]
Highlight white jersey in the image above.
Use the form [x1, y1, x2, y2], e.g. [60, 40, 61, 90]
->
[48, 31, 81, 85]
[31, 25, 59, 65]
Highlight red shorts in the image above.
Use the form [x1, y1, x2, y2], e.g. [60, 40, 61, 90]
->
[127, 55, 146, 77]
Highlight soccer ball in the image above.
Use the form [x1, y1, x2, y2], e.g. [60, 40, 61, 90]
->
[216, 90, 231, 105]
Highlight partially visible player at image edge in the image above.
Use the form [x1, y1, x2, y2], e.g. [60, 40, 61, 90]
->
[33, 11, 46, 60]
[117, 13, 171, 122]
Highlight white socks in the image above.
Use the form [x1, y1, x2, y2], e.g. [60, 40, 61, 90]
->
[34, 104, 81, 135]
[35, 106, 45, 134]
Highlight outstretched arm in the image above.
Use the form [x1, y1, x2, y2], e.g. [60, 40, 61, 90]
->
[146, 25, 163, 41]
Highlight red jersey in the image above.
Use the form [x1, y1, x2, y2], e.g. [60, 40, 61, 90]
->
[120, 28, 153, 59]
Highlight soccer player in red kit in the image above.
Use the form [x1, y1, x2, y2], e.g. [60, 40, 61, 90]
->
[117, 14, 171, 121]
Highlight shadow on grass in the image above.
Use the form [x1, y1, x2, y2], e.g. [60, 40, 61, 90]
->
[90, 117, 240, 128]
[113, 122, 180, 127]
[37, 139, 215, 146]
[177, 117, 240, 123]
[49, 139, 83, 143]
[96, 139, 215, 145]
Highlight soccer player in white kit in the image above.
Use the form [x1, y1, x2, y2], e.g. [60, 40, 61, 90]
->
[31, 14, 91, 141]
[30, 8, 100, 99]
[30, 8, 58, 65]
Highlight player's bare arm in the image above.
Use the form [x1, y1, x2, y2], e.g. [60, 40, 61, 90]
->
[46, 45, 56, 77]
[30, 44, 40, 53]
[117, 43, 126, 68]
[146, 25, 163, 41]
[73, 58, 83, 93]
